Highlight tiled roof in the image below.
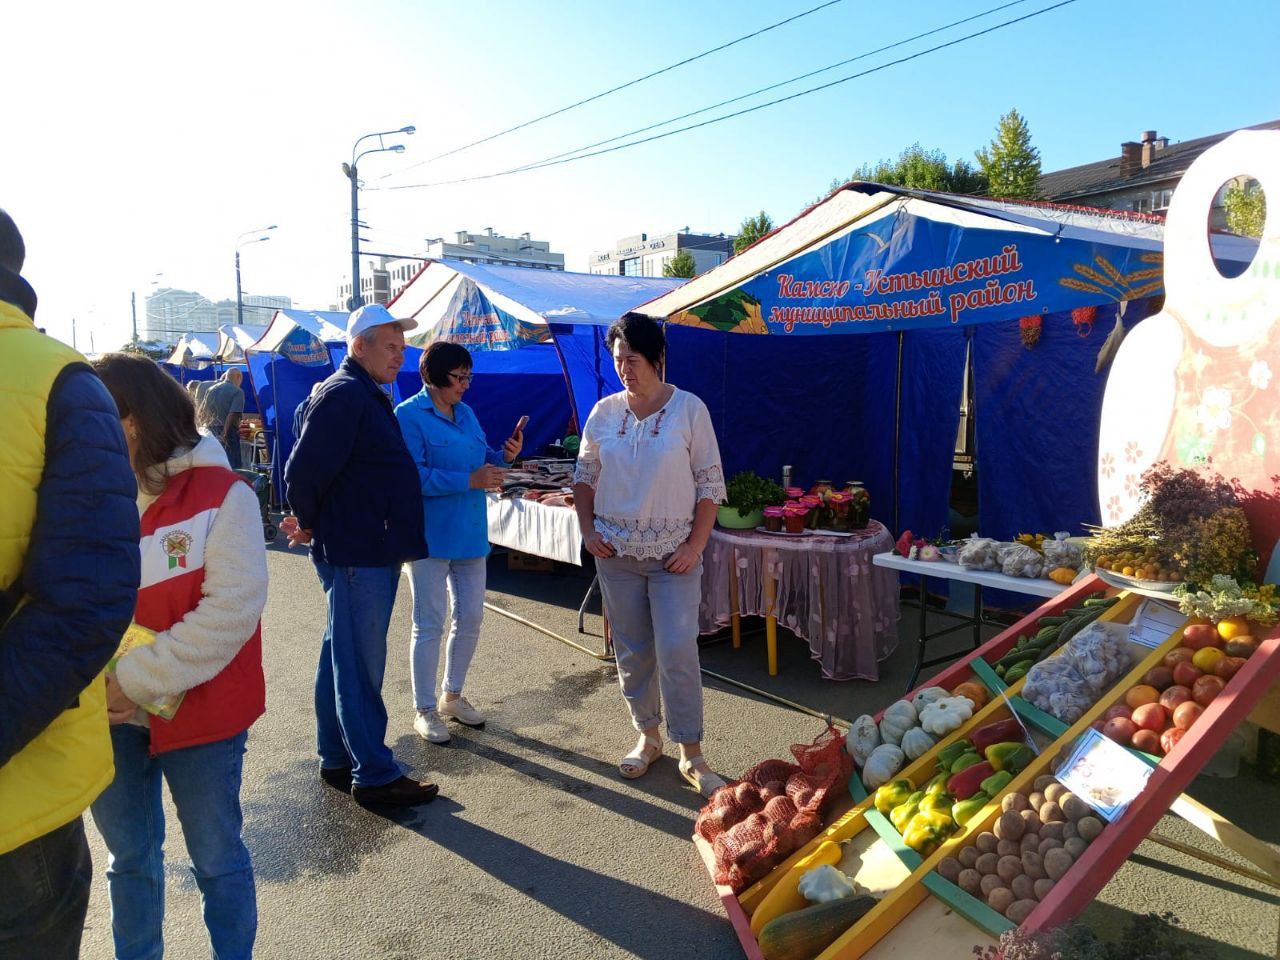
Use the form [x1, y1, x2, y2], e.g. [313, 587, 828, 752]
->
[1039, 119, 1280, 201]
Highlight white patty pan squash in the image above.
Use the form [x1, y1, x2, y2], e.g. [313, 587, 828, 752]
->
[798, 864, 857, 904]
[918, 696, 974, 736]
[861, 743, 905, 789]
[878, 700, 918, 745]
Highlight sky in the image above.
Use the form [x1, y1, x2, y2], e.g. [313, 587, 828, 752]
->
[5, 0, 1278, 352]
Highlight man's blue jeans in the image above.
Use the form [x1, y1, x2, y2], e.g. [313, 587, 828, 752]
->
[313, 562, 403, 787]
[0, 816, 92, 959]
[90, 726, 256, 960]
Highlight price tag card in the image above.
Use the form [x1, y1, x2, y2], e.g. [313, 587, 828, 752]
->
[1054, 728, 1154, 822]
[1128, 598, 1188, 649]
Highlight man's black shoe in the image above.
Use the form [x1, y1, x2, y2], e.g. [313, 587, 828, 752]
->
[351, 775, 439, 807]
[319, 765, 353, 791]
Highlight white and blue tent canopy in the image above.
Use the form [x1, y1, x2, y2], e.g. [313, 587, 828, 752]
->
[164, 331, 220, 368]
[250, 309, 348, 366]
[214, 323, 267, 364]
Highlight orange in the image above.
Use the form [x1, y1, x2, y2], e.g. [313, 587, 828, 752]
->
[1125, 684, 1160, 709]
[1191, 647, 1224, 673]
[1217, 616, 1250, 641]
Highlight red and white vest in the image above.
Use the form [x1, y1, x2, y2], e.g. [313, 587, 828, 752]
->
[136, 466, 265, 754]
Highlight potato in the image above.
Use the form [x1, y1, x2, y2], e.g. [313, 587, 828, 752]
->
[1019, 809, 1042, 835]
[996, 855, 1023, 884]
[1005, 899, 1039, 924]
[1011, 874, 1036, 901]
[1021, 850, 1046, 879]
[1077, 816, 1104, 843]
[1033, 878, 1056, 901]
[958, 868, 983, 895]
[1063, 837, 1088, 860]
[1038, 821, 1065, 842]
[997, 839, 1021, 858]
[976, 852, 1000, 875]
[1060, 794, 1090, 823]
[1001, 792, 1030, 814]
[1061, 820, 1078, 841]
[959, 846, 981, 868]
[994, 811, 1026, 841]
[1043, 782, 1068, 804]
[1018, 834, 1041, 855]
[1039, 801, 1066, 824]
[980, 873, 1006, 898]
[1043, 847, 1075, 881]
[1028, 791, 1046, 811]
[937, 856, 963, 883]
[987, 887, 1015, 913]
[1037, 837, 1063, 857]
[975, 832, 999, 855]
[1033, 775, 1056, 793]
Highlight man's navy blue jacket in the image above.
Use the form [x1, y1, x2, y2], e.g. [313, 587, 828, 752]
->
[284, 356, 426, 568]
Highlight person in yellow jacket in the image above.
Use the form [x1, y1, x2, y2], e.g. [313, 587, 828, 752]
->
[0, 209, 140, 959]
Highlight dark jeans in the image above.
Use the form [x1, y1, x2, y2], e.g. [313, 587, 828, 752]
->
[0, 817, 92, 959]
[222, 433, 242, 470]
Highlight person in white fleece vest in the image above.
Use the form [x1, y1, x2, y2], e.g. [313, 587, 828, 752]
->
[88, 353, 267, 960]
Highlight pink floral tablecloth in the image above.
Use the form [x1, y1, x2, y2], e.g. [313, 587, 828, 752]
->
[698, 520, 900, 681]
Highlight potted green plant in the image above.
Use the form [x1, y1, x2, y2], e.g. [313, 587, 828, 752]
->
[718, 471, 785, 530]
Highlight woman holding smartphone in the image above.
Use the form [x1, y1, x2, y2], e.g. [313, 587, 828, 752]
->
[395, 342, 523, 743]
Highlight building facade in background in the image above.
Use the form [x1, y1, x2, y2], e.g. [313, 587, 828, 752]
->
[144, 288, 291, 343]
[588, 229, 733, 277]
[1038, 119, 1279, 227]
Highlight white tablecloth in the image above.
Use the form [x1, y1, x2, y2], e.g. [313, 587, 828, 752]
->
[871, 552, 1064, 598]
[486, 494, 583, 566]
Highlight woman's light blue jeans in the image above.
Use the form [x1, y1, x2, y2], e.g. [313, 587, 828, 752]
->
[595, 554, 705, 744]
[90, 725, 256, 960]
[407, 557, 487, 712]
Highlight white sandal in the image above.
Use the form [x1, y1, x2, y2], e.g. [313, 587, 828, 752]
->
[679, 757, 728, 798]
[619, 733, 663, 779]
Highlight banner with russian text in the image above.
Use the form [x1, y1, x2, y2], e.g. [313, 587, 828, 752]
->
[434, 279, 549, 351]
[670, 215, 1163, 335]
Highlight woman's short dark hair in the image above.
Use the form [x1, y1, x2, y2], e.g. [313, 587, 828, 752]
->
[421, 340, 473, 388]
[606, 314, 665, 369]
[91, 353, 201, 494]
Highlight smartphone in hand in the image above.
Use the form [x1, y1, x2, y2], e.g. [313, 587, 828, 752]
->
[514, 415, 529, 435]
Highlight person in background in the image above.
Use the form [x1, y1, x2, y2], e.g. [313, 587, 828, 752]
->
[571, 314, 728, 797]
[203, 369, 245, 469]
[88, 353, 266, 960]
[283, 304, 437, 806]
[0, 210, 140, 959]
[395, 342, 523, 743]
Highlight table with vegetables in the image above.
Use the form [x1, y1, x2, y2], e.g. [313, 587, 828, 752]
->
[691, 572, 1280, 960]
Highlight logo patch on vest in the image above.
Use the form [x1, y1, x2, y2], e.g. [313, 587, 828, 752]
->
[161, 530, 193, 570]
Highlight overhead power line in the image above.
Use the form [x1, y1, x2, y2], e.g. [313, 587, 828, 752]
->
[495, 0, 1036, 178]
[405, 0, 849, 167]
[376, 0, 1077, 193]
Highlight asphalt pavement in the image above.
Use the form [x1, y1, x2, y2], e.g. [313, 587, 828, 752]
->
[78, 547, 1279, 959]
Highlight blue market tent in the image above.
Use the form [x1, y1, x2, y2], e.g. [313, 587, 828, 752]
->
[632, 182, 1177, 545]
[389, 259, 684, 451]
[161, 331, 259, 414]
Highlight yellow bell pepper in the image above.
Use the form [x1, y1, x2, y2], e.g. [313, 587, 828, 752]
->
[903, 807, 956, 856]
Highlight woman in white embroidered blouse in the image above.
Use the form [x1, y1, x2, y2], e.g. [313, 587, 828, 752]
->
[572, 315, 728, 796]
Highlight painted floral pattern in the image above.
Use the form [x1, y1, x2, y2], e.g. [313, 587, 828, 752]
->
[1100, 452, 1116, 479]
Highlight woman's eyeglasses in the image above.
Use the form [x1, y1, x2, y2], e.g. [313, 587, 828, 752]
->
[450, 372, 474, 385]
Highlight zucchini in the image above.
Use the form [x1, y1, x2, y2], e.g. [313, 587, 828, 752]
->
[758, 895, 879, 960]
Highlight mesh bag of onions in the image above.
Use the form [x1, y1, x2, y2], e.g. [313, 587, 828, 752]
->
[697, 725, 852, 891]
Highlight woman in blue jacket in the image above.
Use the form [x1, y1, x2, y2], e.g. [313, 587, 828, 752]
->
[395, 342, 522, 743]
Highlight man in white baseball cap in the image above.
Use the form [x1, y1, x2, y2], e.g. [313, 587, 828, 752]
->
[283, 302, 437, 807]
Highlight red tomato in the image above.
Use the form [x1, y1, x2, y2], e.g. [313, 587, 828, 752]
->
[1172, 700, 1204, 730]
[1131, 703, 1168, 732]
[1158, 685, 1193, 712]
[1160, 727, 1185, 754]
[1131, 729, 1163, 754]
[1182, 623, 1220, 650]
[1163, 647, 1196, 669]
[1142, 666, 1175, 691]
[1172, 661, 1203, 688]
[1213, 656, 1247, 682]
[1192, 674, 1225, 707]
[1103, 704, 1133, 722]
[1102, 717, 1138, 744]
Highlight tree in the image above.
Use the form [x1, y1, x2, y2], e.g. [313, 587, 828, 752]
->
[662, 249, 698, 278]
[734, 211, 774, 255]
[975, 109, 1041, 199]
[853, 143, 988, 194]
[1223, 180, 1266, 237]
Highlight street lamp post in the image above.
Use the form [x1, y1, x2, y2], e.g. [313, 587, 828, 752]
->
[343, 125, 414, 309]
[236, 225, 277, 326]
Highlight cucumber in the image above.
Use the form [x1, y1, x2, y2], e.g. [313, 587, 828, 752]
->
[1034, 625, 1059, 642]
[1083, 596, 1119, 608]
[758, 895, 879, 960]
[1005, 664, 1031, 683]
[995, 664, 1007, 678]
[1037, 615, 1070, 627]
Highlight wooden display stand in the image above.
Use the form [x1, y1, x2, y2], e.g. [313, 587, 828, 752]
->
[697, 577, 1280, 958]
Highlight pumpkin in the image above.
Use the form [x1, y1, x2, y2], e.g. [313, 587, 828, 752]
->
[911, 686, 951, 712]
[878, 700, 918, 745]
[952, 681, 990, 709]
[846, 715, 880, 767]
[1048, 566, 1077, 585]
[861, 744, 905, 789]
[900, 727, 937, 761]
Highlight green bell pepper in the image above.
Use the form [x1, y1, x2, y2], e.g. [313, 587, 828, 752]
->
[985, 742, 1035, 774]
[889, 791, 925, 833]
[979, 770, 1013, 797]
[951, 791, 990, 826]
[903, 807, 956, 856]
[873, 777, 916, 815]
[948, 750, 984, 775]
[936, 740, 972, 769]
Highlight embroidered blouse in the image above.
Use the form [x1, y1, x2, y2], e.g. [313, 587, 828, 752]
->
[573, 387, 726, 560]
